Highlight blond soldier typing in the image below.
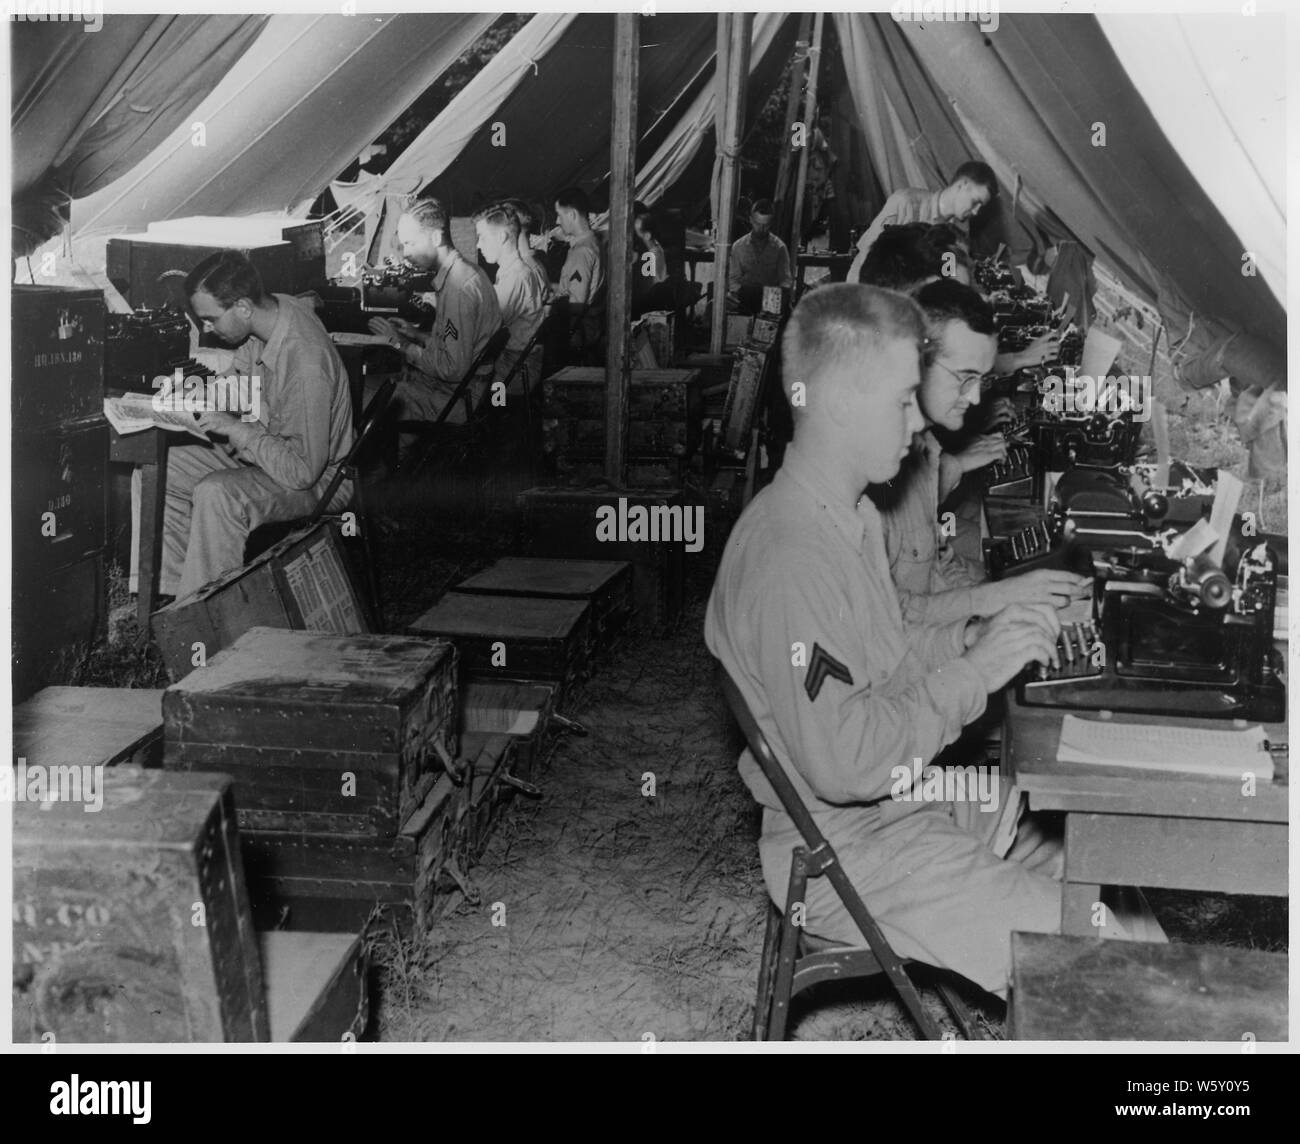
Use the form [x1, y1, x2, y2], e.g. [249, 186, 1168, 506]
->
[874, 279, 1091, 626]
[366, 196, 502, 423]
[162, 251, 353, 600]
[705, 283, 1078, 998]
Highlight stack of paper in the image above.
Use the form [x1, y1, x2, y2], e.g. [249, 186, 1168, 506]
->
[1057, 714, 1273, 781]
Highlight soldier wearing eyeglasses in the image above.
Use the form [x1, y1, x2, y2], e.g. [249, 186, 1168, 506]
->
[871, 280, 1092, 627]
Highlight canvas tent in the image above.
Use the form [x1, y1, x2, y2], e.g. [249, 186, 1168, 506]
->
[12, 9, 1285, 465]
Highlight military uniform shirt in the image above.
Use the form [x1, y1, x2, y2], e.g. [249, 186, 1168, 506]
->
[874, 429, 985, 626]
[705, 443, 986, 817]
[408, 249, 501, 385]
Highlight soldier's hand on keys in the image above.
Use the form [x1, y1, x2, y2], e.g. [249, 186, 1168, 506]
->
[982, 569, 1092, 611]
[983, 397, 1015, 429]
[963, 609, 1061, 691]
[956, 434, 1008, 473]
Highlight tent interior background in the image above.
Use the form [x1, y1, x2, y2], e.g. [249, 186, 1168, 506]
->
[5, 8, 1290, 1043]
[11, 8, 1287, 499]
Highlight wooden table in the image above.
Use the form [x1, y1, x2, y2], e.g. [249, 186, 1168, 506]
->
[13, 686, 166, 770]
[683, 247, 856, 286]
[1002, 696, 1288, 935]
[109, 425, 170, 628]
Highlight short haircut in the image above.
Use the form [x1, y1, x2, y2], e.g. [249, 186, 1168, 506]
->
[751, 198, 776, 217]
[474, 203, 521, 241]
[782, 283, 926, 411]
[555, 187, 590, 217]
[184, 250, 266, 308]
[951, 160, 997, 198]
[499, 197, 539, 235]
[914, 278, 996, 338]
[404, 196, 451, 240]
[859, 221, 963, 292]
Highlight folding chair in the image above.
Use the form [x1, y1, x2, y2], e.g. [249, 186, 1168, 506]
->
[394, 326, 511, 479]
[245, 375, 398, 627]
[717, 669, 987, 1041]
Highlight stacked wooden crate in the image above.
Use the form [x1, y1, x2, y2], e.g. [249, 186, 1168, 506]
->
[11, 285, 109, 702]
[162, 627, 481, 930]
[541, 366, 703, 488]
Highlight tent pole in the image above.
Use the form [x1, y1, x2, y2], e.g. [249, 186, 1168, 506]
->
[774, 13, 813, 231]
[788, 11, 824, 286]
[710, 12, 752, 356]
[605, 11, 640, 485]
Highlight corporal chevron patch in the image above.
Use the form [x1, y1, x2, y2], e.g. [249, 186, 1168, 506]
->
[440, 319, 459, 343]
[804, 643, 853, 702]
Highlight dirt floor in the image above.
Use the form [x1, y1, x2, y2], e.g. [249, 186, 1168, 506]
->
[69, 468, 1288, 1043]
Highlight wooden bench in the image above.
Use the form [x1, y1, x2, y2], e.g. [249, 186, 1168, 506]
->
[1010, 932, 1288, 1041]
[13, 686, 165, 770]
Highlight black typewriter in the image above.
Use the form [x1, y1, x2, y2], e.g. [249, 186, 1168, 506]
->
[974, 257, 1018, 292]
[1029, 409, 1142, 495]
[1017, 542, 1285, 721]
[980, 442, 1035, 497]
[316, 259, 435, 333]
[105, 308, 192, 391]
[104, 308, 218, 396]
[983, 515, 1096, 581]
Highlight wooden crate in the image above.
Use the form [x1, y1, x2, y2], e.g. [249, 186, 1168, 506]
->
[541, 367, 703, 460]
[163, 627, 459, 838]
[13, 687, 165, 771]
[460, 678, 558, 780]
[11, 415, 108, 577]
[151, 521, 370, 681]
[408, 592, 591, 694]
[241, 733, 517, 931]
[516, 486, 690, 633]
[259, 932, 368, 1042]
[719, 346, 769, 458]
[453, 557, 633, 655]
[11, 285, 106, 431]
[12, 551, 105, 705]
[11, 767, 267, 1043]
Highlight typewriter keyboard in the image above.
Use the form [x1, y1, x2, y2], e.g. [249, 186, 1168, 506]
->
[1030, 620, 1104, 684]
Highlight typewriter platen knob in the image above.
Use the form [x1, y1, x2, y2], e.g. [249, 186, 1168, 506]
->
[1140, 489, 1169, 524]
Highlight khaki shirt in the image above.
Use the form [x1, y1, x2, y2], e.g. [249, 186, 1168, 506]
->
[408, 250, 502, 385]
[493, 255, 548, 390]
[856, 188, 962, 259]
[727, 231, 793, 301]
[559, 231, 605, 307]
[705, 444, 986, 822]
[225, 293, 353, 492]
[873, 430, 985, 626]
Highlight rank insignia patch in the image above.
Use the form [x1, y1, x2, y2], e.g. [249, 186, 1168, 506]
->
[804, 643, 853, 702]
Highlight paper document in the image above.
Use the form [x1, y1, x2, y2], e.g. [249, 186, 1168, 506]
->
[103, 394, 209, 441]
[329, 332, 393, 347]
[1057, 714, 1272, 781]
[1209, 470, 1244, 567]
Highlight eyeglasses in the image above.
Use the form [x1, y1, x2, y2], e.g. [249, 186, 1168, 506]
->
[932, 359, 995, 395]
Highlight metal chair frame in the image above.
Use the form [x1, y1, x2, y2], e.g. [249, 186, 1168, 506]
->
[718, 669, 986, 1041]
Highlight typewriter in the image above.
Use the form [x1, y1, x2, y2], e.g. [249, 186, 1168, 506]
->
[983, 515, 1096, 581]
[1017, 541, 1285, 721]
[104, 308, 215, 396]
[316, 259, 436, 333]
